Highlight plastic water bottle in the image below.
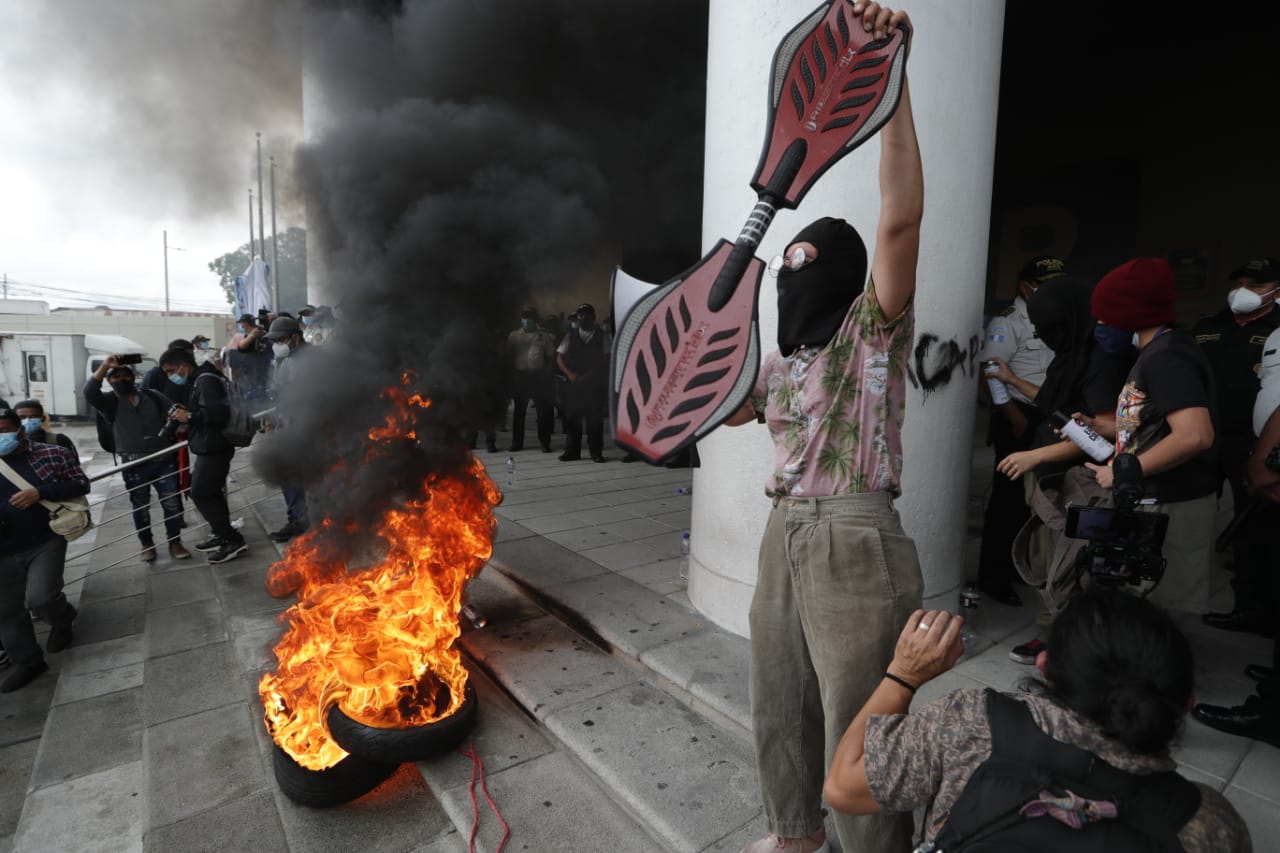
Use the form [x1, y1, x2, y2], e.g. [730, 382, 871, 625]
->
[678, 532, 691, 579]
[959, 585, 980, 647]
[506, 456, 516, 486]
[983, 362, 1011, 405]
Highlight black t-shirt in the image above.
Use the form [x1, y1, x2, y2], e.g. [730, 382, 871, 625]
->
[1115, 330, 1218, 502]
[1192, 306, 1280, 437]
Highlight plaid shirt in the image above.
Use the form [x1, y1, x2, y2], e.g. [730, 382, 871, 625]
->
[19, 440, 89, 497]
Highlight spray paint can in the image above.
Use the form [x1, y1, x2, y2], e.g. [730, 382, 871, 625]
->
[1049, 411, 1114, 463]
[983, 362, 1011, 405]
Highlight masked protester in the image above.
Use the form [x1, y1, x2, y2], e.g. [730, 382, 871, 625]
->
[262, 317, 310, 542]
[722, 8, 923, 849]
[0, 407, 89, 692]
[1191, 258, 1280, 637]
[13, 399, 78, 460]
[84, 358, 189, 562]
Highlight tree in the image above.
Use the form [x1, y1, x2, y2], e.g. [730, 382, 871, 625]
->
[208, 226, 309, 312]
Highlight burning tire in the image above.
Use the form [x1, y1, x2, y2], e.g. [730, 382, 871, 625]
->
[326, 680, 478, 764]
[271, 744, 399, 808]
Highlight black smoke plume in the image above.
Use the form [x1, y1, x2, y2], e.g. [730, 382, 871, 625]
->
[257, 0, 708, 549]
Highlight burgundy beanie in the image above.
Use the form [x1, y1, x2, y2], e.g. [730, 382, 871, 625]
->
[1091, 258, 1177, 331]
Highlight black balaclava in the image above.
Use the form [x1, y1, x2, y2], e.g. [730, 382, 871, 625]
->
[776, 217, 867, 356]
[1027, 277, 1096, 417]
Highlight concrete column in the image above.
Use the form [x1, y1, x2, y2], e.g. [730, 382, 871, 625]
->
[689, 0, 1006, 636]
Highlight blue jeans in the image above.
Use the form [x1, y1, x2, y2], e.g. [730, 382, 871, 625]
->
[0, 537, 71, 666]
[282, 485, 308, 524]
[121, 454, 184, 545]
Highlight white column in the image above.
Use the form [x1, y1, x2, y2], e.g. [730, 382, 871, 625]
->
[689, 0, 1006, 636]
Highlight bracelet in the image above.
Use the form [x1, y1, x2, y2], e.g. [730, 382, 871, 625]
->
[884, 671, 917, 694]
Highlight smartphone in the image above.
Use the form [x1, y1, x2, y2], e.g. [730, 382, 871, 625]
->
[117, 353, 144, 365]
[1065, 505, 1168, 547]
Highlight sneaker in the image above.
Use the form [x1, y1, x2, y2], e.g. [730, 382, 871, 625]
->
[1, 660, 49, 693]
[169, 542, 192, 560]
[268, 520, 309, 543]
[194, 535, 226, 553]
[1009, 637, 1046, 665]
[46, 605, 77, 654]
[207, 540, 248, 564]
[739, 827, 828, 853]
[140, 544, 158, 563]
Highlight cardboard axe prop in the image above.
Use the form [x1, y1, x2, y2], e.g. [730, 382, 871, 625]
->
[610, 0, 909, 464]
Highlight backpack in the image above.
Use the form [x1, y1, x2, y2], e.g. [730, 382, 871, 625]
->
[94, 388, 174, 455]
[197, 373, 256, 448]
[929, 690, 1200, 853]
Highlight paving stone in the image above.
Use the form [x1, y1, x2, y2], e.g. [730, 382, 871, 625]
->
[599, 516, 675, 541]
[145, 788, 286, 853]
[211, 562, 289, 618]
[1224, 785, 1279, 845]
[547, 572, 708, 658]
[29, 687, 142, 790]
[147, 702, 268, 828]
[488, 537, 609, 587]
[517, 512, 594, 535]
[579, 541, 665, 572]
[59, 633, 145, 677]
[701, 813, 769, 852]
[438, 751, 653, 853]
[144, 598, 226, 659]
[228, 612, 288, 674]
[0, 670, 58, 748]
[409, 831, 468, 853]
[493, 519, 535, 543]
[493, 494, 607, 520]
[460, 614, 641, 719]
[1227, 741, 1280, 805]
[54, 661, 144, 706]
[461, 570, 545, 630]
[0, 739, 38, 838]
[75, 594, 145, 645]
[641, 629, 751, 733]
[144, 641, 239, 726]
[1175, 717, 1257, 782]
[544, 526, 627, 552]
[79, 560, 146, 604]
[545, 683, 760, 852]
[271, 763, 451, 853]
[415, 667, 554, 793]
[146, 566, 217, 610]
[14, 760, 144, 853]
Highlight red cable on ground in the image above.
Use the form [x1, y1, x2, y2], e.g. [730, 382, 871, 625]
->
[458, 742, 510, 853]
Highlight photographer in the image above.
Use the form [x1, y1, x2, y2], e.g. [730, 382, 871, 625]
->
[222, 313, 272, 405]
[158, 348, 246, 565]
[1083, 258, 1217, 614]
[84, 356, 189, 562]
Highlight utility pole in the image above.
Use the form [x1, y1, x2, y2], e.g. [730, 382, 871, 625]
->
[256, 132, 266, 267]
[270, 156, 280, 313]
[2, 273, 7, 300]
[248, 189, 256, 258]
[163, 230, 170, 313]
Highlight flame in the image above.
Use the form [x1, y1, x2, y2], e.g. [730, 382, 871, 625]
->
[258, 378, 501, 770]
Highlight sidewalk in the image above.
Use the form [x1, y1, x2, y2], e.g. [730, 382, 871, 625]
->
[1, 422, 1277, 852]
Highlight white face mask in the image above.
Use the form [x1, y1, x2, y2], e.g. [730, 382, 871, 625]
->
[1228, 286, 1277, 315]
[272, 342, 291, 359]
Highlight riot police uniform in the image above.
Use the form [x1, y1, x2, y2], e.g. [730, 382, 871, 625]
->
[1194, 304, 1280, 631]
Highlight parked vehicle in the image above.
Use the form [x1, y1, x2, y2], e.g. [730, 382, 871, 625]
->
[0, 332, 152, 418]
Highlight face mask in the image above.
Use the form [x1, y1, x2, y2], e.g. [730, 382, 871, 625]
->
[1228, 286, 1276, 315]
[1093, 325, 1132, 354]
[569, 320, 579, 330]
[520, 319, 535, 332]
[301, 316, 315, 326]
[0, 432, 20, 456]
[168, 371, 187, 386]
[272, 342, 291, 359]
[1131, 331, 1141, 349]
[110, 379, 135, 396]
[238, 324, 249, 335]
[20, 418, 42, 433]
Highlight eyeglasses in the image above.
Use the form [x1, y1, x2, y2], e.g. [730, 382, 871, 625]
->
[768, 246, 814, 278]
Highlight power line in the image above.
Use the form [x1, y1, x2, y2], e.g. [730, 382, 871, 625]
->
[0, 275, 231, 313]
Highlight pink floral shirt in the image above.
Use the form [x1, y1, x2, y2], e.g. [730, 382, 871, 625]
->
[751, 277, 913, 497]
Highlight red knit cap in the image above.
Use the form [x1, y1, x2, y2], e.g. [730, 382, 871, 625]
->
[1091, 258, 1177, 331]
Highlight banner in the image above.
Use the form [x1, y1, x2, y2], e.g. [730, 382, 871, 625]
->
[234, 258, 272, 319]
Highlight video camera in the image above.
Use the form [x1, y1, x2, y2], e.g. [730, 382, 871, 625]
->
[1065, 453, 1168, 589]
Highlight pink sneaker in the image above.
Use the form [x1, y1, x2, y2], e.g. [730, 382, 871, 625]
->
[738, 826, 829, 853]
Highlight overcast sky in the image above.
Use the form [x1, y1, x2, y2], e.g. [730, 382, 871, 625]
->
[0, 1, 302, 314]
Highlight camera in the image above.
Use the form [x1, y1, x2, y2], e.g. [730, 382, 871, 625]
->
[117, 353, 144, 366]
[158, 404, 185, 441]
[1065, 453, 1168, 588]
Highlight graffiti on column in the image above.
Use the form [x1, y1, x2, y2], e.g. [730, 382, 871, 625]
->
[906, 333, 981, 399]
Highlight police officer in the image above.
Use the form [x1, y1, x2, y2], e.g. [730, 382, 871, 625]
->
[555, 303, 610, 462]
[975, 256, 1065, 605]
[1195, 258, 1280, 637]
[1192, 326, 1280, 746]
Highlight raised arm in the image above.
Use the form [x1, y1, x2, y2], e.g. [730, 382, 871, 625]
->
[864, 4, 923, 320]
